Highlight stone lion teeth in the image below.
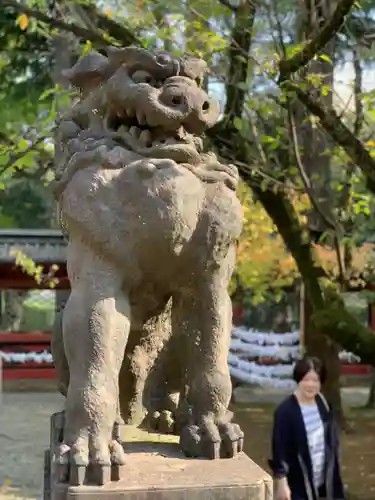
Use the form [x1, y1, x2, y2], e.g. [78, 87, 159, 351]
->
[136, 110, 146, 126]
[176, 127, 186, 139]
[193, 138, 203, 151]
[118, 125, 129, 135]
[139, 130, 152, 147]
[126, 108, 134, 118]
[129, 126, 140, 137]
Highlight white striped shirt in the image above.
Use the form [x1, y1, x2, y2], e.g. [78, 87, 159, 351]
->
[299, 403, 325, 488]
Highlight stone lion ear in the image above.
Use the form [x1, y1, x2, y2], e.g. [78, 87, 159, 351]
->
[180, 57, 207, 82]
[62, 51, 111, 90]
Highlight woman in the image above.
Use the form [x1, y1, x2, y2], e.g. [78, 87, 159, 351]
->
[269, 356, 345, 500]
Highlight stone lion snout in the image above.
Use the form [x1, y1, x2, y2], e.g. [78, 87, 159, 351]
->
[154, 76, 220, 134]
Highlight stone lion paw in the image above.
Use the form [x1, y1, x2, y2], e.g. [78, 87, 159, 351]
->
[179, 421, 244, 459]
[53, 437, 126, 486]
[149, 410, 177, 435]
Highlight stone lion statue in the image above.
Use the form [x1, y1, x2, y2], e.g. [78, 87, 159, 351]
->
[50, 46, 244, 487]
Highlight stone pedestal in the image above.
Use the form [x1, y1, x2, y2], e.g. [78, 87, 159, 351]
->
[45, 423, 272, 500]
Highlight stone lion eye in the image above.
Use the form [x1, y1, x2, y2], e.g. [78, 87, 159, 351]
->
[156, 54, 171, 66]
[131, 70, 155, 85]
[171, 95, 183, 106]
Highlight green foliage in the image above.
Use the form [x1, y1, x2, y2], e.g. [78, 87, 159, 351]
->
[0, 178, 54, 228]
[11, 249, 59, 288]
[0, 9, 52, 93]
[0, 8, 53, 134]
[0, 7, 58, 230]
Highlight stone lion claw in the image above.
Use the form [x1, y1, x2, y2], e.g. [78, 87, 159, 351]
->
[179, 421, 244, 459]
[54, 439, 126, 486]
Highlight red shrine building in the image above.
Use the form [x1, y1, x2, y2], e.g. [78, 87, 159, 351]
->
[0, 229, 69, 380]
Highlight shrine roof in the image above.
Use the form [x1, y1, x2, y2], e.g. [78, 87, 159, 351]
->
[0, 229, 67, 263]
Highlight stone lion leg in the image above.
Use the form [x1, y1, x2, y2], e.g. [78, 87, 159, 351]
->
[51, 306, 124, 454]
[56, 240, 130, 486]
[141, 333, 183, 435]
[175, 256, 244, 459]
[51, 308, 70, 397]
[119, 303, 172, 426]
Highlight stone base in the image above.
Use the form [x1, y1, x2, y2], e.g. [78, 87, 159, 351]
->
[48, 441, 272, 500]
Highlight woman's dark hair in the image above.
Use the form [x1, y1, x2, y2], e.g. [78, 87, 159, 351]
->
[292, 356, 326, 384]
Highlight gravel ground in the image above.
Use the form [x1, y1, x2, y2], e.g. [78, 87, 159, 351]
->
[0, 387, 369, 500]
[0, 392, 63, 500]
[232, 385, 369, 406]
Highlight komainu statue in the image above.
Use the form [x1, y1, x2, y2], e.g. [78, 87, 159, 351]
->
[50, 46, 244, 487]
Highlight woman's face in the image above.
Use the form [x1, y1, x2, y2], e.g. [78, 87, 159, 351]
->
[298, 369, 321, 399]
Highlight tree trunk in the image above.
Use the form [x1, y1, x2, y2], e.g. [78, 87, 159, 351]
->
[296, 0, 343, 419]
[366, 368, 375, 408]
[303, 291, 343, 422]
[0, 291, 28, 332]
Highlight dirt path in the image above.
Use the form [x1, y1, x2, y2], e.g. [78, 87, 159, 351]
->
[233, 385, 369, 406]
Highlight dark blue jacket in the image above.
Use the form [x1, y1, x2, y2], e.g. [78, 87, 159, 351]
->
[268, 394, 345, 500]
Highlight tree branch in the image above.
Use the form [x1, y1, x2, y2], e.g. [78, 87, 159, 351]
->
[353, 46, 364, 137]
[73, 2, 140, 46]
[313, 289, 375, 365]
[1, 0, 114, 46]
[0, 137, 46, 178]
[339, 47, 363, 261]
[333, 235, 346, 286]
[284, 81, 375, 192]
[279, 0, 356, 80]
[241, 161, 325, 310]
[286, 103, 341, 233]
[224, 0, 256, 118]
[217, 0, 238, 12]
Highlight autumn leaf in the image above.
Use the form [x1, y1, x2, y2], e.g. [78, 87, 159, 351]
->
[233, 182, 300, 303]
[17, 14, 29, 31]
[104, 8, 111, 16]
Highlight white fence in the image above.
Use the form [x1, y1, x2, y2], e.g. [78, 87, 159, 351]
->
[229, 326, 361, 389]
[0, 320, 362, 390]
